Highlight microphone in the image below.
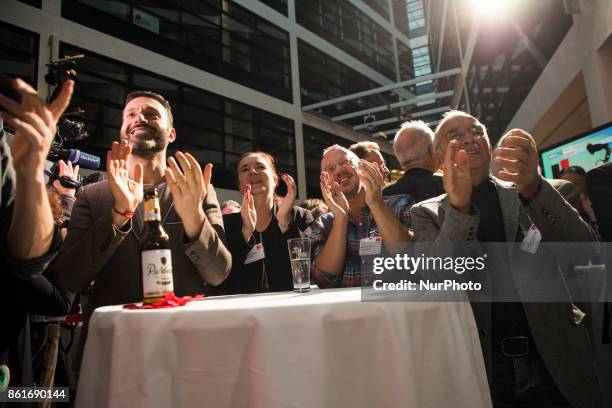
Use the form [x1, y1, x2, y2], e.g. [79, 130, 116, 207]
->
[49, 147, 100, 169]
[586, 143, 609, 154]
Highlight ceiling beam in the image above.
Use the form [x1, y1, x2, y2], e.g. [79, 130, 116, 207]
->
[332, 90, 454, 121]
[302, 68, 461, 111]
[352, 105, 450, 130]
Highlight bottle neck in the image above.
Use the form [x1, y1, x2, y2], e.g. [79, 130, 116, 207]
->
[143, 196, 162, 222]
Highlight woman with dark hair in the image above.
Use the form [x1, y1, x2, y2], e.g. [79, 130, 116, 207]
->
[214, 152, 313, 294]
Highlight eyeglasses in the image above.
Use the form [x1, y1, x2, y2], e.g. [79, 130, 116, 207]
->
[322, 158, 353, 174]
[445, 125, 486, 143]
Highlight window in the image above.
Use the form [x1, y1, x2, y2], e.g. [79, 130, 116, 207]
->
[59, 43, 296, 191]
[259, 0, 288, 15]
[299, 40, 398, 127]
[393, 0, 426, 38]
[0, 22, 38, 87]
[296, 0, 395, 79]
[362, 0, 390, 20]
[62, 0, 292, 102]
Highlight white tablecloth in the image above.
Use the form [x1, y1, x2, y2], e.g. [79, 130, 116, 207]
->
[76, 288, 491, 408]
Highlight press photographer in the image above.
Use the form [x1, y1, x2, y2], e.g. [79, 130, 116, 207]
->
[0, 70, 74, 393]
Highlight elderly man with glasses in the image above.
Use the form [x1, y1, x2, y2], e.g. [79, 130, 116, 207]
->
[310, 144, 414, 288]
[410, 110, 601, 407]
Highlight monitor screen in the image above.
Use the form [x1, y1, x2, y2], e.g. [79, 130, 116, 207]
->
[539, 121, 612, 179]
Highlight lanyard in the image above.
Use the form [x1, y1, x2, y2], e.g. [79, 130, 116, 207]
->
[257, 232, 270, 290]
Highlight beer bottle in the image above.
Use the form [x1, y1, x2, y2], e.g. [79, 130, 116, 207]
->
[140, 186, 174, 303]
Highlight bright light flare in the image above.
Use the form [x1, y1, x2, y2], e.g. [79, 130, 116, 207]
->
[470, 0, 507, 17]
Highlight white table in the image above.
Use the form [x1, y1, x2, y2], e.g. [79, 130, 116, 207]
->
[77, 288, 491, 408]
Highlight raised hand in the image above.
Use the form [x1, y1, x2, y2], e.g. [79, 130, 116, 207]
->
[165, 151, 212, 240]
[493, 129, 540, 201]
[276, 173, 296, 232]
[320, 171, 349, 221]
[240, 184, 257, 242]
[357, 159, 384, 207]
[52, 159, 80, 197]
[107, 140, 143, 227]
[0, 78, 74, 181]
[443, 139, 472, 213]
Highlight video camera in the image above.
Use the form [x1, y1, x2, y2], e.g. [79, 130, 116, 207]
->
[45, 54, 102, 190]
[1, 56, 103, 190]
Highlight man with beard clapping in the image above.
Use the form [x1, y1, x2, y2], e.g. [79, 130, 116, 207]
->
[53, 91, 231, 366]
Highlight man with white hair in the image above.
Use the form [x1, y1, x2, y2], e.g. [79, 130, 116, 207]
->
[383, 120, 443, 202]
[410, 110, 601, 407]
[310, 144, 413, 288]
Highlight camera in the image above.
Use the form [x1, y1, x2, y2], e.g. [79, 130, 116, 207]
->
[44, 55, 102, 190]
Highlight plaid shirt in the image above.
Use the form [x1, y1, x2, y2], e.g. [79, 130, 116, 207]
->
[311, 194, 414, 288]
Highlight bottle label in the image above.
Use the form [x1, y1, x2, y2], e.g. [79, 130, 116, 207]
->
[144, 197, 161, 221]
[142, 249, 174, 299]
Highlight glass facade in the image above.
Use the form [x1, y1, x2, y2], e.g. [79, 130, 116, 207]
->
[298, 39, 400, 129]
[362, 0, 390, 20]
[296, 0, 395, 80]
[61, 0, 292, 102]
[2, 0, 429, 197]
[259, 0, 287, 16]
[393, 0, 427, 38]
[396, 41, 414, 81]
[0, 21, 38, 87]
[59, 43, 296, 191]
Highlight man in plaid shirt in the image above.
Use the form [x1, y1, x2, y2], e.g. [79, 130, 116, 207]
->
[311, 145, 414, 288]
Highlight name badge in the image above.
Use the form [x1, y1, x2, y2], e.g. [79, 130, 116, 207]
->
[359, 236, 382, 256]
[244, 243, 265, 264]
[520, 224, 541, 254]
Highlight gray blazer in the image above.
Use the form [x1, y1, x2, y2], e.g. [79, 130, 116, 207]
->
[411, 177, 601, 408]
[54, 180, 231, 321]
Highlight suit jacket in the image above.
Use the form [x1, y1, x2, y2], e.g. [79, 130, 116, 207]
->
[382, 167, 444, 204]
[53, 180, 231, 321]
[411, 177, 601, 408]
[587, 162, 612, 241]
[586, 163, 612, 345]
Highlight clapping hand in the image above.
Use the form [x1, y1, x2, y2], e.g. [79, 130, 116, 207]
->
[276, 173, 296, 232]
[320, 171, 349, 221]
[165, 151, 212, 240]
[52, 160, 80, 197]
[357, 160, 384, 208]
[107, 140, 143, 227]
[493, 129, 541, 201]
[443, 140, 472, 213]
[240, 184, 257, 242]
[0, 78, 74, 181]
